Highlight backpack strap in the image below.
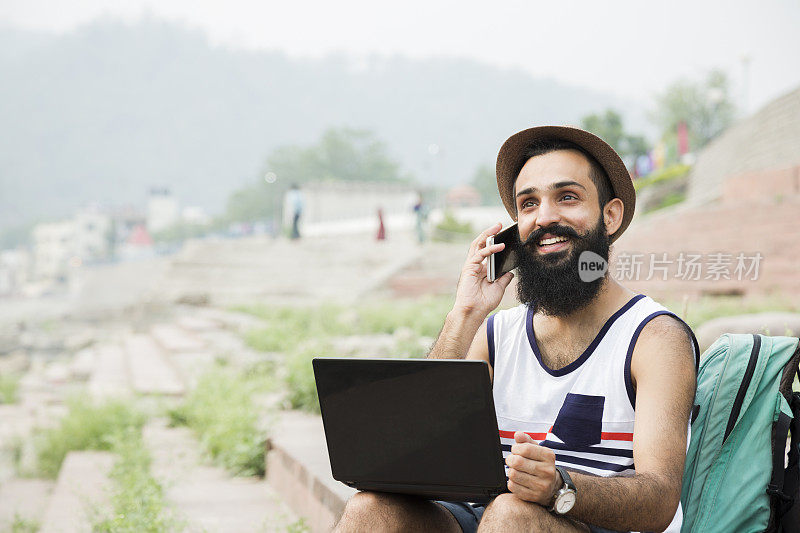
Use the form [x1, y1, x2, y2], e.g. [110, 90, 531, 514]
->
[767, 410, 791, 501]
[771, 339, 800, 533]
[778, 392, 800, 532]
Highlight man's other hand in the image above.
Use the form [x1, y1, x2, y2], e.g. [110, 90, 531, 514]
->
[506, 431, 561, 506]
[454, 223, 515, 319]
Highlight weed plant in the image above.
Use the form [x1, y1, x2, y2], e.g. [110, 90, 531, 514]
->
[284, 342, 332, 414]
[93, 428, 178, 533]
[34, 397, 145, 478]
[8, 514, 39, 533]
[238, 297, 452, 413]
[0, 374, 20, 404]
[240, 303, 356, 353]
[168, 363, 273, 476]
[355, 298, 452, 338]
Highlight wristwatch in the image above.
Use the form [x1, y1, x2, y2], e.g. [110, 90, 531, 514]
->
[550, 466, 577, 515]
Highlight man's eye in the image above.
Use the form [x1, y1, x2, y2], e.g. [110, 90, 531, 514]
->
[561, 194, 577, 201]
[521, 199, 537, 208]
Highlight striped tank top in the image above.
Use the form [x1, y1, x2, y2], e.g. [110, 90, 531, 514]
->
[488, 294, 698, 533]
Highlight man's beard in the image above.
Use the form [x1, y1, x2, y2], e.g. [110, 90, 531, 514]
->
[515, 215, 611, 317]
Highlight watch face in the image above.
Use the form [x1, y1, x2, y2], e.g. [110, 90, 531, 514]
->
[556, 491, 576, 514]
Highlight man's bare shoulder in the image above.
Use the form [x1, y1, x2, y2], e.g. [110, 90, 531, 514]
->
[638, 313, 695, 355]
[631, 313, 697, 384]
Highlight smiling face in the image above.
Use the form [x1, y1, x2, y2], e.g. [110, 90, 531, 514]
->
[514, 149, 604, 255]
[512, 149, 623, 315]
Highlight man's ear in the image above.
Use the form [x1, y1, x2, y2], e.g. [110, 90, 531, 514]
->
[603, 197, 624, 236]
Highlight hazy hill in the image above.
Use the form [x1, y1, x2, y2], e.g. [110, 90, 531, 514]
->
[0, 17, 647, 231]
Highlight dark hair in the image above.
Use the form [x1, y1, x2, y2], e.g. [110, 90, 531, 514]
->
[516, 139, 614, 209]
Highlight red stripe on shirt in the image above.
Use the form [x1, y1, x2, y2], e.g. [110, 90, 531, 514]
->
[498, 430, 548, 440]
[499, 430, 633, 442]
[601, 432, 633, 441]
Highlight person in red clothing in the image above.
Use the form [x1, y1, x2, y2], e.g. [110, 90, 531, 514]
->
[377, 208, 386, 241]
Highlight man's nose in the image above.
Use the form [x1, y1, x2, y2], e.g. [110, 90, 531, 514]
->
[535, 198, 561, 229]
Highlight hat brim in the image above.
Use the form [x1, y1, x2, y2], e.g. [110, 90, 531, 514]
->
[495, 126, 635, 243]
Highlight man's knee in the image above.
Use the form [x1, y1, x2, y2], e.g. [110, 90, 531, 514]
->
[480, 493, 588, 533]
[482, 493, 538, 524]
[336, 491, 421, 532]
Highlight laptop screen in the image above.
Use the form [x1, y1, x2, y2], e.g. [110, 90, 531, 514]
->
[314, 358, 506, 488]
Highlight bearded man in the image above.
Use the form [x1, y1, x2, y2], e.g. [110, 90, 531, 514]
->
[335, 126, 699, 533]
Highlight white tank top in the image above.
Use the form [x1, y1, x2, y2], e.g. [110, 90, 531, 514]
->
[488, 294, 698, 532]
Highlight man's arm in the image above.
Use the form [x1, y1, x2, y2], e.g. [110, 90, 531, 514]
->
[427, 222, 514, 367]
[505, 314, 696, 532]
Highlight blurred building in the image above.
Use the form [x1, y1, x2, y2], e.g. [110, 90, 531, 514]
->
[147, 187, 179, 233]
[445, 184, 481, 207]
[32, 207, 112, 282]
[73, 206, 112, 261]
[181, 206, 211, 226]
[0, 249, 31, 296]
[288, 181, 417, 230]
[32, 220, 76, 281]
[109, 206, 147, 245]
[117, 224, 155, 261]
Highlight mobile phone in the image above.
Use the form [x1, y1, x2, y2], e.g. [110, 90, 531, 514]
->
[487, 223, 521, 282]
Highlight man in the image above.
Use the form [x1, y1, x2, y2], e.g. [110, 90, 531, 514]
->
[335, 126, 699, 533]
[287, 183, 304, 239]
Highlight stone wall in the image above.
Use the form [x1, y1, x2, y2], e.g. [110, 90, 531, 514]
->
[613, 164, 800, 300]
[687, 86, 800, 206]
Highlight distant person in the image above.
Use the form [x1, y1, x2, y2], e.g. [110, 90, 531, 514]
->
[413, 192, 429, 244]
[376, 208, 386, 241]
[287, 184, 304, 240]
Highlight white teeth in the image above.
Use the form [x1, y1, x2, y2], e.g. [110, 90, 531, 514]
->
[539, 236, 569, 246]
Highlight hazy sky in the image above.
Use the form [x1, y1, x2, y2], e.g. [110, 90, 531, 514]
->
[2, 0, 799, 113]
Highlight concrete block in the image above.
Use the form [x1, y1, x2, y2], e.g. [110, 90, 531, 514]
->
[40, 451, 114, 533]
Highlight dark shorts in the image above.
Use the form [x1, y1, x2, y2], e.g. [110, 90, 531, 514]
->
[435, 500, 627, 533]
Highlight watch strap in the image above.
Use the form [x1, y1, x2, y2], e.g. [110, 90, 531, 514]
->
[555, 466, 575, 491]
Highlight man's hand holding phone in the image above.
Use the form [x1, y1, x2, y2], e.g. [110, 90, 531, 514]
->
[453, 222, 515, 320]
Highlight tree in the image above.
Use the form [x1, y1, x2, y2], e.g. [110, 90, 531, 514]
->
[265, 128, 410, 185]
[651, 69, 736, 156]
[580, 109, 649, 164]
[223, 128, 410, 223]
[470, 164, 501, 206]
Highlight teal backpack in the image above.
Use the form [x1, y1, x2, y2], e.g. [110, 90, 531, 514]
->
[681, 334, 800, 532]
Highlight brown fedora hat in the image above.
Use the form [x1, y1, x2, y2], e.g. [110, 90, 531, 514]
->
[495, 125, 635, 243]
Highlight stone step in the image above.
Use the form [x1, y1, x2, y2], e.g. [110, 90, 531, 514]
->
[70, 347, 96, 381]
[40, 451, 114, 533]
[176, 315, 222, 332]
[123, 335, 185, 396]
[192, 307, 268, 334]
[266, 411, 356, 533]
[143, 419, 297, 532]
[88, 343, 131, 399]
[151, 324, 206, 352]
[0, 478, 55, 530]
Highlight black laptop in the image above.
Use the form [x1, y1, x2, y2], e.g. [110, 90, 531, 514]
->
[312, 358, 507, 503]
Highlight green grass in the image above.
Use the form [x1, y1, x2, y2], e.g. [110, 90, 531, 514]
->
[433, 210, 474, 242]
[33, 397, 145, 478]
[356, 297, 453, 338]
[93, 428, 178, 533]
[8, 514, 39, 533]
[236, 298, 454, 413]
[285, 345, 325, 414]
[239, 303, 357, 353]
[644, 190, 687, 213]
[633, 163, 691, 192]
[0, 374, 20, 404]
[239, 296, 451, 351]
[168, 363, 274, 476]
